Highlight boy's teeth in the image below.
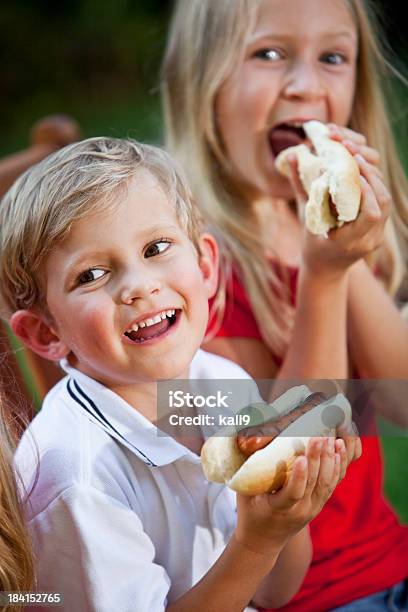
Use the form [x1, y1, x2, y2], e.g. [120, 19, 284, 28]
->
[125, 309, 177, 334]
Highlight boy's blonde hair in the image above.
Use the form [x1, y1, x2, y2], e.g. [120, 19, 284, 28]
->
[0, 387, 35, 605]
[162, 0, 408, 357]
[0, 137, 203, 320]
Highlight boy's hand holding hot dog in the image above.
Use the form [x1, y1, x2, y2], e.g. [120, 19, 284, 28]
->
[199, 386, 361, 606]
[235, 435, 347, 555]
[232, 432, 360, 609]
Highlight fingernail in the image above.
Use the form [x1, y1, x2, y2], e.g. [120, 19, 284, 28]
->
[355, 154, 365, 163]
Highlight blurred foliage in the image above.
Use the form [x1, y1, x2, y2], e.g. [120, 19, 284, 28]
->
[1, 0, 408, 157]
[1, 0, 171, 154]
[1, 0, 407, 159]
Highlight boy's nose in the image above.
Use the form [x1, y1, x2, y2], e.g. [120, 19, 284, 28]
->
[120, 273, 162, 304]
[282, 61, 325, 101]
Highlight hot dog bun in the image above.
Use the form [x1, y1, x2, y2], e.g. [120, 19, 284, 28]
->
[200, 385, 352, 496]
[275, 121, 361, 237]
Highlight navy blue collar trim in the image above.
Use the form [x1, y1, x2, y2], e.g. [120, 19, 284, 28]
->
[66, 379, 157, 467]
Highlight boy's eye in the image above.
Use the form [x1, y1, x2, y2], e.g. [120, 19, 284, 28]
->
[77, 268, 106, 285]
[144, 239, 172, 258]
[254, 48, 282, 62]
[320, 53, 347, 65]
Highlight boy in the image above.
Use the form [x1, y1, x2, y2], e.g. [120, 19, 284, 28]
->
[0, 137, 358, 611]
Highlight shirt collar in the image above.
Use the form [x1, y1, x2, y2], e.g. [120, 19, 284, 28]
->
[59, 358, 201, 468]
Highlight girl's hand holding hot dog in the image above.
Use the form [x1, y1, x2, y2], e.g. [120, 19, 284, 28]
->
[282, 123, 391, 282]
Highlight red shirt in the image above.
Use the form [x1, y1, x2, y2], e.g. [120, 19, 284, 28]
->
[207, 267, 408, 611]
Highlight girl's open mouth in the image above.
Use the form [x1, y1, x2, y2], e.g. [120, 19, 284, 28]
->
[123, 309, 181, 345]
[268, 123, 307, 158]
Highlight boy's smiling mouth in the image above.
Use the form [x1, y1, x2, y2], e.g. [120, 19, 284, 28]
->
[123, 309, 180, 344]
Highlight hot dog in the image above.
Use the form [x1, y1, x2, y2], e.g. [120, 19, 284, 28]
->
[236, 392, 327, 458]
[275, 120, 361, 237]
[200, 386, 352, 496]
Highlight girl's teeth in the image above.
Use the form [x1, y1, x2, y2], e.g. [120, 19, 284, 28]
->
[139, 321, 146, 328]
[166, 309, 175, 317]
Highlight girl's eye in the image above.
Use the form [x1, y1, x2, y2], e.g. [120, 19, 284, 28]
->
[144, 239, 172, 258]
[77, 268, 106, 285]
[254, 48, 282, 62]
[321, 53, 347, 65]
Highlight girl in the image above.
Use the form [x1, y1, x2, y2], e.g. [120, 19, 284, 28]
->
[0, 386, 35, 610]
[162, 0, 408, 610]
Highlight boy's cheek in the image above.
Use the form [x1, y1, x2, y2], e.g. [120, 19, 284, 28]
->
[56, 303, 111, 344]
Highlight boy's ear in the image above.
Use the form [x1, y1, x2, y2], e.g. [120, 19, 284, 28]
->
[197, 233, 219, 299]
[10, 310, 70, 362]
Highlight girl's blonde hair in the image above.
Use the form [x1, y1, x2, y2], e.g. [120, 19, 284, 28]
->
[0, 386, 35, 606]
[162, 0, 408, 357]
[0, 137, 203, 320]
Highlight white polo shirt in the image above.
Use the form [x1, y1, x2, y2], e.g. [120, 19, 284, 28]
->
[15, 349, 262, 612]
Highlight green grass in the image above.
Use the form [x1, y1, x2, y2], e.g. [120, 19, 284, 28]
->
[378, 417, 408, 523]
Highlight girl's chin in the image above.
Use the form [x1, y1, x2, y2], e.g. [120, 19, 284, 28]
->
[234, 167, 294, 202]
[258, 175, 295, 200]
[243, 161, 293, 199]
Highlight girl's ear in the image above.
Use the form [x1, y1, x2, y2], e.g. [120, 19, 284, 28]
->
[198, 232, 219, 299]
[10, 310, 70, 361]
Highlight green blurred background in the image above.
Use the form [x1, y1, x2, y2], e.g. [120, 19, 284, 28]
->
[1, 0, 407, 156]
[1, 0, 407, 522]
[1, 0, 171, 154]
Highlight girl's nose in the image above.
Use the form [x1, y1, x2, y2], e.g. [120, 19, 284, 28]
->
[120, 272, 162, 305]
[282, 60, 325, 101]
